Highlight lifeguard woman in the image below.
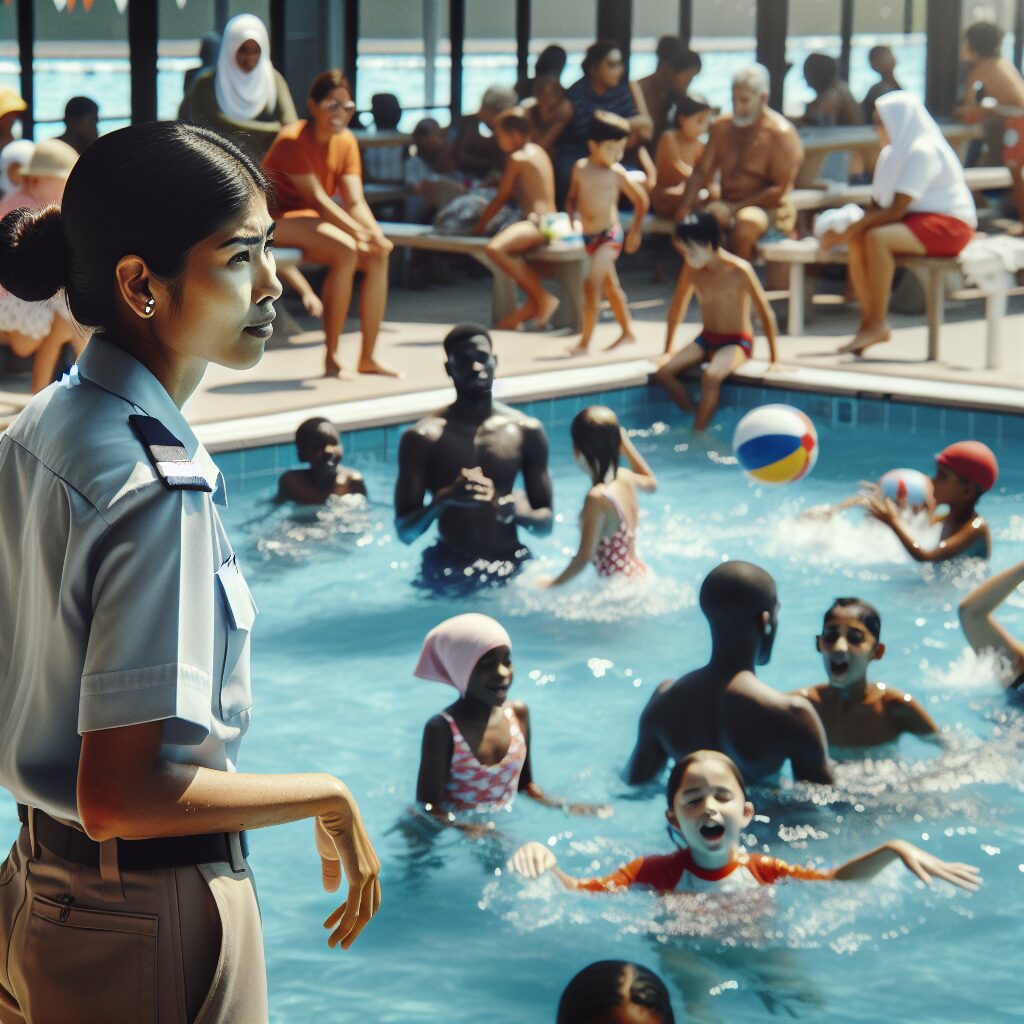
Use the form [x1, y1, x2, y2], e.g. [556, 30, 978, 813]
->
[0, 123, 380, 1022]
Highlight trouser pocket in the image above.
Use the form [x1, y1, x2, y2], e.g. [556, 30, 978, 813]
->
[20, 894, 157, 1024]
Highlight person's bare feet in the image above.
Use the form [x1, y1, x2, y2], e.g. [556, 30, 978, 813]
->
[324, 359, 356, 381]
[358, 359, 402, 377]
[531, 292, 560, 330]
[838, 323, 891, 355]
[496, 302, 537, 331]
[605, 332, 637, 351]
[566, 342, 590, 356]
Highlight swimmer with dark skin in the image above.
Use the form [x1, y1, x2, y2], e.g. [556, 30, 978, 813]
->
[394, 324, 553, 559]
[626, 561, 834, 786]
[276, 417, 366, 505]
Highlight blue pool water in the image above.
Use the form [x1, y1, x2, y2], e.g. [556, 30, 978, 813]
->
[1, 383, 1022, 1021]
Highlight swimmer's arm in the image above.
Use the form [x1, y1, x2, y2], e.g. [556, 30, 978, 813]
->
[664, 266, 696, 353]
[547, 492, 606, 587]
[958, 559, 1024, 668]
[889, 693, 941, 738]
[868, 496, 987, 562]
[393, 430, 461, 543]
[743, 261, 779, 364]
[518, 423, 554, 535]
[832, 840, 981, 891]
[509, 842, 633, 890]
[339, 470, 367, 497]
[473, 158, 520, 233]
[625, 688, 671, 785]
[277, 171, 373, 242]
[784, 696, 835, 785]
[620, 429, 657, 492]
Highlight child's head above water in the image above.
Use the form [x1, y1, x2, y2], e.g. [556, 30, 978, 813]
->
[665, 751, 753, 867]
[673, 212, 720, 268]
[817, 597, 885, 691]
[586, 110, 630, 165]
[571, 405, 621, 484]
[933, 441, 998, 506]
[295, 416, 342, 468]
[415, 613, 513, 705]
[557, 960, 675, 1024]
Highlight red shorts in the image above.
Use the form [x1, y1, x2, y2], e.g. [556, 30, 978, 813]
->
[1003, 115, 1024, 166]
[903, 213, 974, 258]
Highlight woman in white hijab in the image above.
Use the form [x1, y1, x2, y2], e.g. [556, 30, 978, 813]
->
[180, 14, 297, 160]
[822, 90, 976, 355]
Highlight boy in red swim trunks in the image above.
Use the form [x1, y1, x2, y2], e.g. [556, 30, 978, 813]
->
[566, 111, 648, 355]
[511, 749, 980, 895]
[655, 213, 778, 430]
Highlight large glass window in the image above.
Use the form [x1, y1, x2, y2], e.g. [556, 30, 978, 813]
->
[691, 0, 756, 114]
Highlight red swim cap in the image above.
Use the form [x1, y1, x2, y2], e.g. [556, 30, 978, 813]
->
[935, 441, 999, 492]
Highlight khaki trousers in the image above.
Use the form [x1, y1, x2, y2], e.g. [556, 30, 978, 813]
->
[0, 820, 268, 1023]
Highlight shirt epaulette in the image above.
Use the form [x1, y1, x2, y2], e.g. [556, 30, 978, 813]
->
[128, 414, 213, 493]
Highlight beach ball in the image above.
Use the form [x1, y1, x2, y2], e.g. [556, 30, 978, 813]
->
[732, 404, 818, 485]
[880, 468, 932, 508]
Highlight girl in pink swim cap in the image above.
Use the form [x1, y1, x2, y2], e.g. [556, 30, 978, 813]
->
[413, 613, 610, 833]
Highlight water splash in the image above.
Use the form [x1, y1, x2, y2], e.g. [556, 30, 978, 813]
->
[254, 494, 373, 561]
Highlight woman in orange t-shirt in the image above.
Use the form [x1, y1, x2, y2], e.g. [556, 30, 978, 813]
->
[263, 70, 396, 378]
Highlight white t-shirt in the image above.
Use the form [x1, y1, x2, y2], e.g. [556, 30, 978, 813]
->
[876, 139, 978, 227]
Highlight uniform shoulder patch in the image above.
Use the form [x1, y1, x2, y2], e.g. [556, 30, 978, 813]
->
[128, 414, 213, 492]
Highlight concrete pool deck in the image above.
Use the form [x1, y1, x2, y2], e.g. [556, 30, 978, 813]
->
[2, 258, 1022, 448]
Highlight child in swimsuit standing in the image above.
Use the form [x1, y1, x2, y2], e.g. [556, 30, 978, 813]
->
[566, 111, 648, 355]
[414, 614, 608, 834]
[655, 213, 779, 430]
[541, 406, 657, 587]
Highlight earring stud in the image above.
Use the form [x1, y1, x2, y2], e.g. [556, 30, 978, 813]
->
[143, 297, 155, 316]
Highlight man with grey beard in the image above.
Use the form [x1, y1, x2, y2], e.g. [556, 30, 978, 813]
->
[677, 64, 804, 259]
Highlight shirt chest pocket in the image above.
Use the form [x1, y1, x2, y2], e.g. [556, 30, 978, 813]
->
[215, 555, 256, 721]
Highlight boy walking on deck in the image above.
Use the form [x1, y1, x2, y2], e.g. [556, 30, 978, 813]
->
[565, 111, 648, 355]
[655, 213, 778, 430]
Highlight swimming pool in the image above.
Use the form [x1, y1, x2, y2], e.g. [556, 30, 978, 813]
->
[1, 382, 1021, 1021]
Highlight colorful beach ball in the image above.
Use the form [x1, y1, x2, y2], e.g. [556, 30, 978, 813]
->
[880, 468, 932, 508]
[732, 404, 818, 485]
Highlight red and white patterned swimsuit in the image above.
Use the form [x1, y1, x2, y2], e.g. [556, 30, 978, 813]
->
[440, 707, 526, 812]
[592, 489, 647, 578]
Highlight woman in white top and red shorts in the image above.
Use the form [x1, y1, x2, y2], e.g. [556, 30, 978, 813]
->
[823, 90, 977, 356]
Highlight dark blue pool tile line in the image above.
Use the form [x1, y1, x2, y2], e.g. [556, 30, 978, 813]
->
[215, 381, 1023, 495]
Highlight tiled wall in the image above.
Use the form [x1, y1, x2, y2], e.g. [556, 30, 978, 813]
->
[215, 381, 1024, 497]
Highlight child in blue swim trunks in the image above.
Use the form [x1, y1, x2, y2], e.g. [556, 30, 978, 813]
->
[655, 213, 779, 430]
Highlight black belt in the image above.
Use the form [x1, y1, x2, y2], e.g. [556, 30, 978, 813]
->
[17, 804, 248, 871]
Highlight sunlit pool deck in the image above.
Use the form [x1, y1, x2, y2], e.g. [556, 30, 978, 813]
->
[1, 262, 1022, 447]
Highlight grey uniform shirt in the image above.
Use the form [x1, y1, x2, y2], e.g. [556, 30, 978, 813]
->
[0, 336, 256, 824]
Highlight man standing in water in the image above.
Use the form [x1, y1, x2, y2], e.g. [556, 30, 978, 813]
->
[626, 561, 834, 785]
[676, 65, 803, 259]
[394, 324, 553, 582]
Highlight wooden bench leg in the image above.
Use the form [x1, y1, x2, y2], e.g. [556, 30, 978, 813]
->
[479, 254, 517, 325]
[552, 259, 584, 332]
[924, 266, 943, 361]
[788, 261, 805, 336]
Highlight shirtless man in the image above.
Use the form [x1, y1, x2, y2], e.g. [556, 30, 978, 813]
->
[637, 36, 702, 144]
[394, 324, 553, 571]
[626, 561, 834, 786]
[677, 64, 804, 260]
[475, 108, 559, 330]
[956, 21, 1024, 226]
[566, 111, 648, 354]
[276, 417, 366, 505]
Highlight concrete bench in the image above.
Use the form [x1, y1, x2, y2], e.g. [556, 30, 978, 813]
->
[760, 237, 1024, 368]
[379, 222, 585, 331]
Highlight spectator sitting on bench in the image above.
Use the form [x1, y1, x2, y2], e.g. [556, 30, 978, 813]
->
[404, 118, 462, 223]
[862, 45, 901, 120]
[651, 92, 714, 219]
[518, 45, 568, 100]
[820, 91, 977, 356]
[56, 96, 100, 156]
[637, 35, 702, 146]
[524, 77, 574, 157]
[473, 108, 559, 331]
[677, 64, 803, 260]
[453, 86, 517, 185]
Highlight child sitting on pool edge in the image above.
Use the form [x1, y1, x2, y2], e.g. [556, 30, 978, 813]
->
[276, 417, 366, 504]
[511, 749, 979, 894]
[540, 406, 657, 586]
[792, 597, 940, 747]
[656, 213, 779, 430]
[866, 441, 998, 562]
[415, 614, 609, 834]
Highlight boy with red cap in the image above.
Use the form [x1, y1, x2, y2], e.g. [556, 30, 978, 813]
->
[866, 441, 998, 562]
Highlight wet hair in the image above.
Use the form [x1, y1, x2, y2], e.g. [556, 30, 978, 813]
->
[371, 93, 401, 130]
[0, 122, 270, 329]
[557, 961, 675, 1024]
[674, 212, 720, 250]
[309, 70, 352, 104]
[295, 416, 339, 460]
[803, 53, 839, 93]
[965, 21, 1003, 59]
[667, 750, 747, 806]
[582, 40, 621, 75]
[587, 110, 630, 143]
[495, 107, 530, 138]
[571, 405, 620, 483]
[442, 322, 492, 358]
[535, 45, 568, 79]
[824, 597, 881, 641]
[64, 96, 99, 123]
[699, 561, 777, 628]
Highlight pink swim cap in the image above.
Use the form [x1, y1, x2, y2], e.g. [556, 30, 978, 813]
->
[414, 613, 512, 696]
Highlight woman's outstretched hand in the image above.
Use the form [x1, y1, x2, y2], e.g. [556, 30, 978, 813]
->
[889, 840, 981, 891]
[509, 841, 557, 878]
[315, 787, 382, 949]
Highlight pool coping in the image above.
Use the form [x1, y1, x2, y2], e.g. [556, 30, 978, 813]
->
[195, 359, 1024, 453]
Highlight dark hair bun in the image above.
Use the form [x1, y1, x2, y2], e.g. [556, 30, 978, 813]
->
[0, 205, 66, 302]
